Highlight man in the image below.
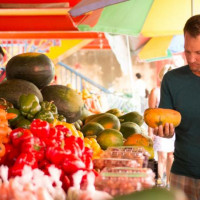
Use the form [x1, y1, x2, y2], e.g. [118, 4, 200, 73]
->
[153, 15, 200, 200]
[135, 73, 147, 98]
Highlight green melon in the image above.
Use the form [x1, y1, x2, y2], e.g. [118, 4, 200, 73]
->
[120, 122, 142, 139]
[90, 113, 121, 130]
[81, 122, 104, 137]
[0, 79, 43, 108]
[106, 108, 123, 117]
[97, 129, 123, 150]
[6, 52, 55, 89]
[41, 85, 84, 123]
[84, 113, 104, 124]
[119, 111, 144, 126]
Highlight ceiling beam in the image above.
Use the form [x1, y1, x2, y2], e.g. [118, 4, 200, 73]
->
[0, 31, 105, 39]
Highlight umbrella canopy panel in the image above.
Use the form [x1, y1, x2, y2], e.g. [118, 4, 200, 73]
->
[138, 35, 184, 61]
[77, 0, 200, 37]
[77, 0, 153, 36]
[141, 0, 200, 37]
[69, 0, 129, 17]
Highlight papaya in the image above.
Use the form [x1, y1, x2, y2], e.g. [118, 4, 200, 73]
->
[106, 108, 123, 117]
[84, 113, 104, 124]
[119, 111, 144, 126]
[0, 79, 43, 108]
[90, 113, 121, 130]
[41, 85, 84, 123]
[124, 133, 153, 147]
[81, 122, 104, 137]
[144, 108, 181, 128]
[6, 52, 55, 89]
[97, 129, 123, 150]
[120, 122, 141, 139]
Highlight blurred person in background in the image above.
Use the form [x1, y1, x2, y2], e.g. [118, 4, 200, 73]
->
[135, 73, 147, 114]
[148, 64, 175, 187]
[135, 72, 146, 98]
[153, 15, 200, 200]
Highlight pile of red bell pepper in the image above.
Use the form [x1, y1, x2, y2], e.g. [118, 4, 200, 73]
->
[0, 119, 96, 191]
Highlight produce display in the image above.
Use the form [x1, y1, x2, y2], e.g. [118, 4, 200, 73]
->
[0, 52, 170, 199]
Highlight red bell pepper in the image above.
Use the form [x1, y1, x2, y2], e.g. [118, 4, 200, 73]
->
[75, 136, 85, 152]
[82, 156, 93, 170]
[45, 128, 58, 147]
[38, 159, 51, 170]
[39, 161, 54, 175]
[30, 119, 50, 141]
[9, 163, 26, 177]
[15, 153, 38, 168]
[61, 174, 71, 192]
[45, 127, 65, 147]
[21, 136, 46, 161]
[64, 136, 82, 158]
[83, 147, 93, 158]
[46, 146, 71, 166]
[9, 128, 33, 147]
[55, 125, 72, 137]
[62, 154, 86, 174]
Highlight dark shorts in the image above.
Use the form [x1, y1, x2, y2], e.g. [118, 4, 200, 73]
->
[170, 172, 200, 200]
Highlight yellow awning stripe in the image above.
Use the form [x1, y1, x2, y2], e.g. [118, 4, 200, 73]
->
[138, 36, 173, 60]
[45, 39, 93, 62]
[141, 0, 200, 37]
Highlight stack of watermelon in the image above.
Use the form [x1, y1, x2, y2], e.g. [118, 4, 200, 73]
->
[0, 52, 84, 123]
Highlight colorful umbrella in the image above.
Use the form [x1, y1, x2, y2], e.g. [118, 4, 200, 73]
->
[77, 0, 199, 37]
[75, 0, 200, 61]
[138, 35, 185, 62]
[69, 0, 129, 17]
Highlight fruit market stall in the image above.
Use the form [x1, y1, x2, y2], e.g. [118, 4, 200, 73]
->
[0, 52, 161, 199]
[0, 1, 187, 199]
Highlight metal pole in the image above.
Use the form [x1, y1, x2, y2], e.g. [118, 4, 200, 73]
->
[191, 0, 194, 16]
[125, 35, 134, 95]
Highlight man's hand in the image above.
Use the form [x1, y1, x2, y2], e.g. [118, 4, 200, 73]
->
[153, 123, 174, 138]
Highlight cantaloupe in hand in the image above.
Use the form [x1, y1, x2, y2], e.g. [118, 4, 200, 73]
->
[144, 108, 181, 128]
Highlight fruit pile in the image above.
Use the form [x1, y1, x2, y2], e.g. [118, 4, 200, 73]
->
[80, 108, 154, 159]
[0, 52, 159, 199]
[0, 52, 84, 124]
[0, 53, 104, 195]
